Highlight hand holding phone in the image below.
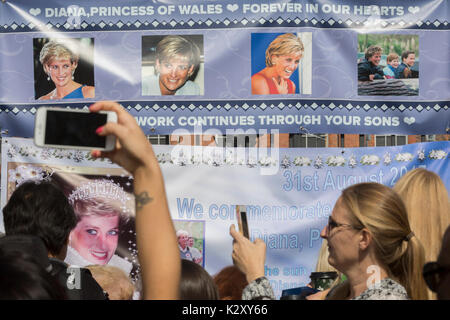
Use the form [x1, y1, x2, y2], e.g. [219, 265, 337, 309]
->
[34, 107, 117, 151]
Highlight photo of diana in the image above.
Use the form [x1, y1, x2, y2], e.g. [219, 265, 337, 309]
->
[141, 35, 204, 96]
[251, 32, 312, 95]
[49, 173, 136, 277]
[34, 38, 95, 100]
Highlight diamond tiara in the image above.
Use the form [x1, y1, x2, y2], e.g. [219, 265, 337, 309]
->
[68, 179, 131, 208]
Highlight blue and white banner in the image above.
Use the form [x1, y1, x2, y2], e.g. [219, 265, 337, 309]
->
[1, 137, 448, 297]
[0, 0, 449, 136]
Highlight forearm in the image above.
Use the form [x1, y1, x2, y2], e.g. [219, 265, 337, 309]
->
[134, 165, 181, 300]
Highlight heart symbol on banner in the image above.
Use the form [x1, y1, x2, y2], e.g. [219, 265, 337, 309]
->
[408, 6, 420, 14]
[29, 8, 42, 16]
[403, 117, 416, 125]
[226, 4, 239, 12]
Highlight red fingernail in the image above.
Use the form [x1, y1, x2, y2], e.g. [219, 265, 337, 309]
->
[92, 150, 101, 158]
[95, 126, 103, 134]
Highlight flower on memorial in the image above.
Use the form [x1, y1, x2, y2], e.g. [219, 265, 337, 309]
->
[7, 144, 18, 158]
[259, 156, 275, 167]
[314, 156, 324, 169]
[16, 146, 38, 158]
[361, 154, 380, 165]
[247, 156, 258, 168]
[348, 155, 357, 168]
[204, 148, 223, 166]
[281, 156, 291, 169]
[293, 156, 311, 167]
[383, 153, 391, 166]
[429, 149, 447, 160]
[8, 165, 52, 187]
[395, 153, 413, 162]
[191, 153, 203, 166]
[171, 149, 189, 166]
[326, 155, 346, 167]
[73, 150, 85, 163]
[417, 149, 426, 161]
[40, 148, 52, 160]
[236, 154, 246, 166]
[156, 153, 165, 163]
[225, 150, 236, 165]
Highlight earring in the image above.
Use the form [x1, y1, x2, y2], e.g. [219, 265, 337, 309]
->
[71, 71, 75, 80]
[47, 76, 50, 81]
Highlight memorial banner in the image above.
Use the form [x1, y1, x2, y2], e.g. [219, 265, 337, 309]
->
[0, 0, 448, 136]
[1, 137, 448, 298]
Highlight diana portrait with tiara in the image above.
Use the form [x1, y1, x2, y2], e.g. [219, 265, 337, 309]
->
[56, 176, 135, 276]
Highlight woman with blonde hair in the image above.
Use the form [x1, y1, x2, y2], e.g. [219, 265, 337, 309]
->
[394, 168, 449, 299]
[322, 183, 427, 300]
[231, 183, 428, 300]
[38, 39, 95, 100]
[251, 33, 304, 95]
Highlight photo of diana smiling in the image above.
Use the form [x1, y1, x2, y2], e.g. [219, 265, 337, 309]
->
[141, 34, 204, 96]
[47, 172, 136, 278]
[64, 178, 134, 276]
[33, 38, 95, 100]
[251, 32, 312, 95]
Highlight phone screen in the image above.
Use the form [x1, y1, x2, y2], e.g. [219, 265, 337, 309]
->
[44, 110, 107, 148]
[236, 205, 249, 239]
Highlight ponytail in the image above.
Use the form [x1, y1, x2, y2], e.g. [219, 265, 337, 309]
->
[390, 235, 428, 300]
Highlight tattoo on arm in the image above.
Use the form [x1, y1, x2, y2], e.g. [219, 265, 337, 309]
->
[135, 191, 153, 211]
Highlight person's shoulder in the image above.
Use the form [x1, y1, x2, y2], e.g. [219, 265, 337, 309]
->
[251, 72, 270, 94]
[354, 278, 409, 300]
[242, 276, 275, 300]
[251, 72, 266, 83]
[358, 60, 369, 67]
[82, 85, 95, 98]
[49, 259, 108, 300]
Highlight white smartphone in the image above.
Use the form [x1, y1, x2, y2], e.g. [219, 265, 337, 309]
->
[34, 107, 117, 151]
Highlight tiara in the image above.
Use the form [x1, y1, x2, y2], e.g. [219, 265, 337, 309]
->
[68, 179, 131, 213]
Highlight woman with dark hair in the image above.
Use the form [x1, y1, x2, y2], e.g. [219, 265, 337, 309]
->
[0, 249, 67, 300]
[179, 259, 219, 300]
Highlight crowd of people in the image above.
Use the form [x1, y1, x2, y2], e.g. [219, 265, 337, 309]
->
[358, 45, 417, 81]
[0, 101, 448, 300]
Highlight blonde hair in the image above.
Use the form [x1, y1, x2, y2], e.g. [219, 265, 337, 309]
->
[329, 183, 428, 300]
[86, 265, 135, 300]
[393, 168, 449, 299]
[156, 35, 200, 68]
[39, 40, 79, 67]
[386, 53, 399, 63]
[265, 33, 304, 67]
